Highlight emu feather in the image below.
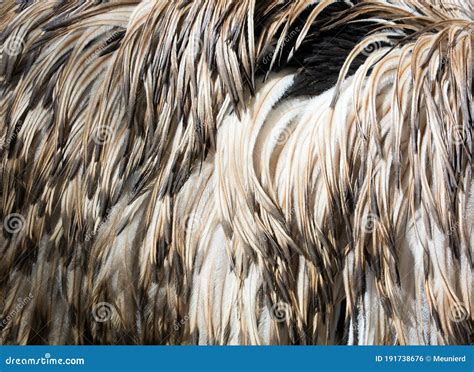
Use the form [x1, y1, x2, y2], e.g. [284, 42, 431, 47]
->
[0, 0, 472, 345]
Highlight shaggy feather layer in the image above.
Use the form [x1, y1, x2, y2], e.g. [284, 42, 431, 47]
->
[0, 0, 472, 344]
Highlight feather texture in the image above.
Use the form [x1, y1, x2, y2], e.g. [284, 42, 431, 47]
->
[0, 0, 472, 345]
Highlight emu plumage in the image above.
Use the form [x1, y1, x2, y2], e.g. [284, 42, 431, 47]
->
[0, 0, 472, 345]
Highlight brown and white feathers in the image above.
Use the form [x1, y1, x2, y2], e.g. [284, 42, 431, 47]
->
[0, 0, 472, 345]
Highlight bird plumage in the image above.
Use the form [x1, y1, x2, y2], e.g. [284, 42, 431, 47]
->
[0, 0, 472, 345]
